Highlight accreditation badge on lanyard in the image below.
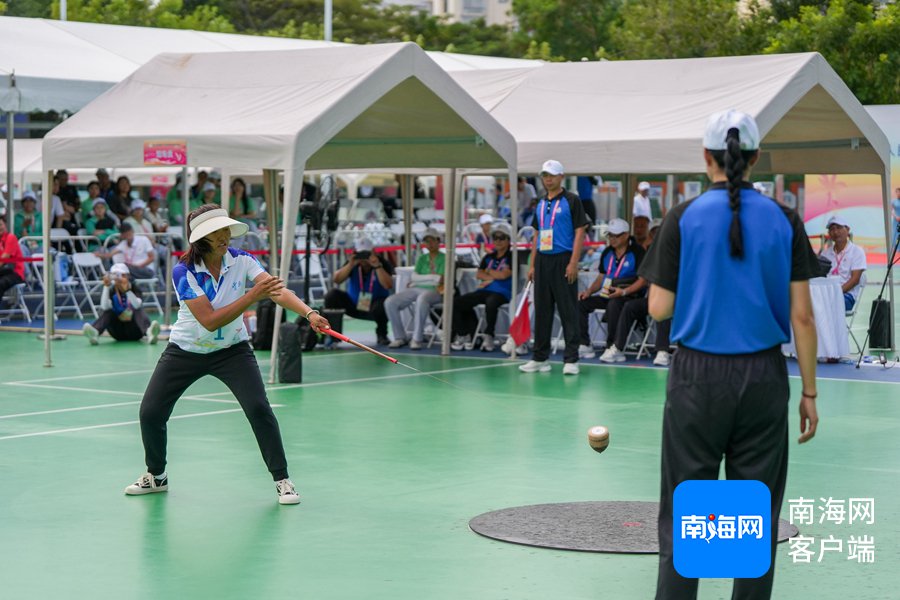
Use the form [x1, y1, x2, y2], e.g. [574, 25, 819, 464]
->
[539, 198, 561, 252]
[356, 269, 376, 312]
[599, 253, 627, 298]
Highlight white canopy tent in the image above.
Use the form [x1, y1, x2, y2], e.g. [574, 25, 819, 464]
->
[41, 42, 518, 369]
[451, 52, 893, 348]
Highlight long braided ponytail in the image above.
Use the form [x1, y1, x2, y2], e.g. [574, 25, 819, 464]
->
[724, 128, 746, 258]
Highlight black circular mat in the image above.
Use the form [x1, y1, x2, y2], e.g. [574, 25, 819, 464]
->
[469, 501, 799, 554]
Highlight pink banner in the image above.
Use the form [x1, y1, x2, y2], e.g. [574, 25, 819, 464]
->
[143, 141, 187, 166]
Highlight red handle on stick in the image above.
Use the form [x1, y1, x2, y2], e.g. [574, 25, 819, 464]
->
[321, 328, 398, 364]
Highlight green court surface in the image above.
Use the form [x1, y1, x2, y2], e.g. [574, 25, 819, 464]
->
[0, 329, 897, 600]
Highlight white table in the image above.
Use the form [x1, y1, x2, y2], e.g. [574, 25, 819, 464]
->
[783, 276, 849, 359]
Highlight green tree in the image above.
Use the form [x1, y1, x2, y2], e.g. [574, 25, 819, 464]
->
[513, 0, 621, 61]
[49, 0, 235, 32]
[3, 0, 51, 18]
[766, 0, 900, 104]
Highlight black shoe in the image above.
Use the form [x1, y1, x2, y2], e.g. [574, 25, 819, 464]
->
[377, 335, 390, 346]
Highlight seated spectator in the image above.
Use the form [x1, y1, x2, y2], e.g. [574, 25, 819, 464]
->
[96, 168, 114, 202]
[95, 223, 157, 280]
[0, 217, 26, 308]
[385, 228, 445, 350]
[632, 202, 652, 250]
[325, 238, 395, 345]
[474, 213, 493, 245]
[145, 195, 169, 234]
[229, 177, 257, 226]
[450, 222, 514, 352]
[577, 218, 645, 359]
[125, 199, 155, 236]
[821, 215, 867, 311]
[107, 176, 133, 221]
[56, 169, 80, 210]
[14, 191, 42, 240]
[81, 180, 106, 224]
[85, 200, 117, 250]
[82, 263, 160, 344]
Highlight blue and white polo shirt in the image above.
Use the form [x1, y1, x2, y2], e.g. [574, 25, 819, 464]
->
[169, 247, 265, 353]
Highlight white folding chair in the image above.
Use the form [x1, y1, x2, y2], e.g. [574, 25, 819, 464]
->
[71, 252, 107, 319]
[846, 272, 867, 353]
[31, 253, 83, 320]
[0, 283, 32, 323]
[471, 302, 510, 350]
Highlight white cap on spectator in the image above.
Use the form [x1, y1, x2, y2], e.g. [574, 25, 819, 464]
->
[22, 190, 37, 202]
[492, 222, 513, 238]
[607, 218, 630, 236]
[422, 228, 441, 241]
[540, 160, 564, 176]
[355, 237, 374, 252]
[109, 263, 130, 276]
[208, 170, 222, 180]
[637, 181, 651, 192]
[703, 109, 760, 151]
[827, 215, 850, 229]
[131, 199, 146, 211]
[479, 213, 494, 225]
[92, 198, 108, 207]
[203, 182, 217, 192]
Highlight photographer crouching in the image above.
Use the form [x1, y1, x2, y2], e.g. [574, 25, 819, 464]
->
[82, 263, 161, 345]
[324, 237, 395, 346]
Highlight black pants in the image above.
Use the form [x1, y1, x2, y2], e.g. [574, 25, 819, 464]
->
[92, 309, 150, 341]
[656, 346, 789, 600]
[0, 271, 25, 305]
[533, 252, 579, 363]
[615, 297, 672, 353]
[324, 288, 388, 337]
[139, 342, 289, 481]
[452, 290, 507, 337]
[577, 295, 609, 346]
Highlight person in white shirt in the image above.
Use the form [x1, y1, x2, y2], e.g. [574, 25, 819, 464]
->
[124, 204, 330, 505]
[81, 263, 160, 344]
[124, 199, 155, 236]
[633, 181, 652, 220]
[821, 215, 867, 311]
[95, 223, 156, 279]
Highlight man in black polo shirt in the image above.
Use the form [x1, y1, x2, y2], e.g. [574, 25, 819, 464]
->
[519, 159, 590, 376]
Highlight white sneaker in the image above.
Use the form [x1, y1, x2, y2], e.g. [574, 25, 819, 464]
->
[481, 334, 495, 352]
[519, 360, 551, 373]
[653, 351, 671, 366]
[409, 339, 423, 350]
[388, 338, 408, 349]
[83, 323, 99, 345]
[515, 344, 530, 356]
[599, 345, 626, 363]
[563, 363, 580, 376]
[450, 335, 471, 351]
[276, 478, 301, 505]
[146, 320, 160, 345]
[578, 344, 596, 359]
[124, 472, 168, 495]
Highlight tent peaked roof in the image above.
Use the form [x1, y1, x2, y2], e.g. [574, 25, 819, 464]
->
[42, 42, 516, 172]
[452, 52, 888, 175]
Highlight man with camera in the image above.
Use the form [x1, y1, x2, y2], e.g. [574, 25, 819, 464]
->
[82, 263, 161, 345]
[325, 238, 395, 346]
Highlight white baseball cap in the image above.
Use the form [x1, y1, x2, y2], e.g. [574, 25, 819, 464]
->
[479, 213, 494, 225]
[703, 109, 760, 151]
[606, 218, 630, 236]
[637, 181, 651, 192]
[827, 215, 850, 229]
[188, 208, 249, 243]
[202, 182, 217, 192]
[109, 263, 130, 276]
[22, 190, 37, 202]
[130, 199, 146, 211]
[355, 237, 374, 252]
[422, 228, 441, 240]
[491, 222, 513, 238]
[540, 160, 565, 176]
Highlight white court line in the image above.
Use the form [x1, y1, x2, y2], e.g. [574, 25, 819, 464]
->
[0, 408, 244, 441]
[2, 382, 276, 405]
[0, 401, 139, 420]
[4, 368, 154, 385]
[188, 362, 519, 397]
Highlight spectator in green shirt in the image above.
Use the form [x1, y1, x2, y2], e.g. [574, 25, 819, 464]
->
[14, 191, 42, 241]
[85, 200, 118, 250]
[384, 227, 446, 350]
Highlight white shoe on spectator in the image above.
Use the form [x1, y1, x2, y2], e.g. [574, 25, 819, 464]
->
[653, 351, 671, 366]
[578, 344, 596, 359]
[450, 335, 471, 351]
[599, 345, 626, 363]
[83, 323, 99, 346]
[515, 344, 530, 356]
[563, 363, 580, 376]
[388, 338, 408, 349]
[409, 339, 423, 350]
[519, 360, 551, 373]
[146, 321, 160, 345]
[275, 479, 301, 505]
[481, 335, 495, 352]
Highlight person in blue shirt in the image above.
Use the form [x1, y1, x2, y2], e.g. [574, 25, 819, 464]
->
[325, 237, 395, 346]
[640, 110, 820, 599]
[519, 159, 590, 375]
[124, 204, 330, 505]
[576, 218, 645, 360]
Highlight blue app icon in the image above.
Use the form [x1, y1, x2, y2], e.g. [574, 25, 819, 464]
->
[673, 480, 771, 578]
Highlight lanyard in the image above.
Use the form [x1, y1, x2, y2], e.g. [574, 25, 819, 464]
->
[539, 198, 562, 230]
[488, 256, 508, 271]
[358, 267, 376, 293]
[606, 251, 628, 278]
[832, 247, 847, 275]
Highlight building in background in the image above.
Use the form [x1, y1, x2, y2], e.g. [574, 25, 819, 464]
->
[431, 0, 513, 26]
